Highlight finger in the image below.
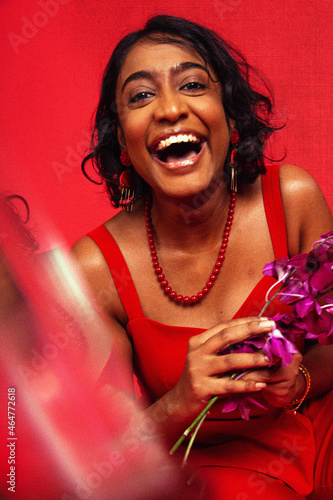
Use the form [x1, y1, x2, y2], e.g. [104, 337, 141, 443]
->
[209, 377, 267, 397]
[203, 318, 275, 354]
[206, 352, 271, 377]
[248, 352, 302, 383]
[189, 317, 274, 349]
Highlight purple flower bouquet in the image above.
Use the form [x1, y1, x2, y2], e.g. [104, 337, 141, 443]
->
[170, 232, 333, 463]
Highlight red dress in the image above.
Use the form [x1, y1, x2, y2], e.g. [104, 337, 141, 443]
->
[88, 165, 332, 499]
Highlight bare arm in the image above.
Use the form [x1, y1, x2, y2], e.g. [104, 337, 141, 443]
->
[70, 236, 135, 395]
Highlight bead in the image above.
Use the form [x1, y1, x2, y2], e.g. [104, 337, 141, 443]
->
[145, 190, 236, 305]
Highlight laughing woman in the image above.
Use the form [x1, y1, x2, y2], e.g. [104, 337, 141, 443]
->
[71, 15, 333, 499]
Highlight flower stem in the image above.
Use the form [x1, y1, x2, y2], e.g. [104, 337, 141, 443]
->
[169, 396, 218, 455]
[315, 286, 333, 300]
[182, 411, 207, 467]
[259, 268, 296, 317]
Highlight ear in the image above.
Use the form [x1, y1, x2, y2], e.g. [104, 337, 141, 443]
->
[227, 117, 236, 133]
[117, 126, 126, 150]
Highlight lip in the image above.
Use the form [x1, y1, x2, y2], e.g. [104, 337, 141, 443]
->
[148, 128, 207, 171]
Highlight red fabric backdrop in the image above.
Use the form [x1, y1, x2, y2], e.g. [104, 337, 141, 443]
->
[1, 0, 332, 251]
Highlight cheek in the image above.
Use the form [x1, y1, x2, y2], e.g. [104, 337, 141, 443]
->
[210, 104, 229, 130]
[196, 95, 229, 131]
[120, 115, 148, 154]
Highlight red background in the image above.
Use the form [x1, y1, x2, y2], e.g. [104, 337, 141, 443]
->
[1, 0, 332, 252]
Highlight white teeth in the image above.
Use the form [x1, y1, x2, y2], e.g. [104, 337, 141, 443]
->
[155, 134, 200, 152]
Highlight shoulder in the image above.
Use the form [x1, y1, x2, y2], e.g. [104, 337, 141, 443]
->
[277, 164, 333, 254]
[70, 220, 127, 325]
[278, 163, 322, 194]
[70, 211, 129, 270]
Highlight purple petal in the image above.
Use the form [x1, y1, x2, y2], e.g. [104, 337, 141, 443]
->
[222, 397, 240, 413]
[309, 263, 333, 293]
[263, 328, 298, 366]
[238, 400, 251, 420]
[262, 257, 290, 280]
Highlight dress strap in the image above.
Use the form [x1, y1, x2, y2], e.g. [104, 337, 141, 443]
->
[87, 225, 145, 321]
[261, 164, 288, 259]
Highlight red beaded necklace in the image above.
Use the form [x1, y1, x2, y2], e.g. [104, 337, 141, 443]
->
[144, 190, 237, 305]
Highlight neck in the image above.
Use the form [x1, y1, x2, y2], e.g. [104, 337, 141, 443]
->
[144, 187, 237, 305]
[151, 185, 233, 243]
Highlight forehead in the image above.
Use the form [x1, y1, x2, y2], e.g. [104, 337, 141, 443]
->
[117, 40, 207, 85]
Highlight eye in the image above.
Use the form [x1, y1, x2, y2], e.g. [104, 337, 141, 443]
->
[181, 81, 207, 92]
[129, 91, 155, 104]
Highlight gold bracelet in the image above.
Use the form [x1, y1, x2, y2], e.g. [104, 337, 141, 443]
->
[284, 364, 311, 415]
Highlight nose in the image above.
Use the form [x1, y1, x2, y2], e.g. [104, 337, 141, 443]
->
[154, 90, 188, 123]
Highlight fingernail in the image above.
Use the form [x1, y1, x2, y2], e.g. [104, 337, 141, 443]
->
[263, 355, 271, 363]
[259, 320, 275, 329]
[255, 382, 267, 389]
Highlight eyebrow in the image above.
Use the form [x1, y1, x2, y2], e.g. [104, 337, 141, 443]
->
[121, 62, 209, 92]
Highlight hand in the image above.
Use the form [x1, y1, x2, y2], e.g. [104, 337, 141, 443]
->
[171, 317, 276, 419]
[243, 352, 303, 407]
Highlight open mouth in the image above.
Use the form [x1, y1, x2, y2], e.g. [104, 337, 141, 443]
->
[151, 134, 205, 164]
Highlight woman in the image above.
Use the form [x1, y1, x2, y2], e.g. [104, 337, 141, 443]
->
[71, 15, 333, 499]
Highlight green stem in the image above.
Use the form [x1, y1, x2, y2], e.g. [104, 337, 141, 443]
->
[182, 411, 207, 467]
[258, 268, 296, 318]
[169, 395, 218, 455]
[258, 281, 285, 317]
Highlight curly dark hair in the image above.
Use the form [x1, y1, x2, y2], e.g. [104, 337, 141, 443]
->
[82, 14, 281, 208]
[1, 194, 39, 253]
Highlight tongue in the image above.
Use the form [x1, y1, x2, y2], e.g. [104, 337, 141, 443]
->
[166, 149, 197, 163]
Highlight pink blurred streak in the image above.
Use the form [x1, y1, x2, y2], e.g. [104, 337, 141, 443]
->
[0, 196, 195, 499]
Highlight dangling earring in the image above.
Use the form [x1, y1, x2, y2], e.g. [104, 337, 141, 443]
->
[119, 149, 135, 211]
[119, 170, 135, 211]
[230, 130, 239, 193]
